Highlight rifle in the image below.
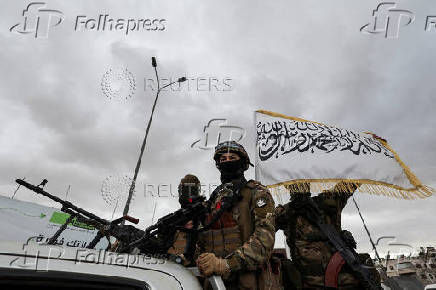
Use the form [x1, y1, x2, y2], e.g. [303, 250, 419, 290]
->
[126, 183, 240, 256]
[304, 197, 382, 290]
[126, 194, 207, 257]
[15, 179, 207, 259]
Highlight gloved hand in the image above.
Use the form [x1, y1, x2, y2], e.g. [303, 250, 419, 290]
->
[196, 253, 230, 277]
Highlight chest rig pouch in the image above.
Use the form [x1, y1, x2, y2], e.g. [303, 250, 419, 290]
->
[201, 181, 255, 258]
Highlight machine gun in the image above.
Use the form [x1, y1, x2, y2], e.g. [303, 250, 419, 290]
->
[15, 179, 140, 249]
[15, 179, 207, 259]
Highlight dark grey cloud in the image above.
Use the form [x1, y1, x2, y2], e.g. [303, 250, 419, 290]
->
[0, 0, 435, 253]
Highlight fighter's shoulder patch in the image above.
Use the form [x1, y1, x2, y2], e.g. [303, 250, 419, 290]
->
[252, 194, 275, 219]
[256, 198, 267, 208]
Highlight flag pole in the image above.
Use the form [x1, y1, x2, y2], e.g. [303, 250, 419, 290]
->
[253, 110, 258, 181]
[351, 196, 381, 262]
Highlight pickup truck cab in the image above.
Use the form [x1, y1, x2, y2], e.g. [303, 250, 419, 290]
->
[0, 241, 220, 290]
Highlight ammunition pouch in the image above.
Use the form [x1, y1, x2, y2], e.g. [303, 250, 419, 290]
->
[201, 225, 243, 258]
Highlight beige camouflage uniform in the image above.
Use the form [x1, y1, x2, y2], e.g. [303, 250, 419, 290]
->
[198, 179, 277, 290]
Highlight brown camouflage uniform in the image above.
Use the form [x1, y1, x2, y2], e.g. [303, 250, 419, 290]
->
[168, 174, 201, 257]
[167, 230, 187, 255]
[167, 227, 191, 256]
[198, 179, 278, 290]
[275, 183, 369, 290]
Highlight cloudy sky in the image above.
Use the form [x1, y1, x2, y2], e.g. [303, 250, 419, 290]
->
[1, 0, 435, 256]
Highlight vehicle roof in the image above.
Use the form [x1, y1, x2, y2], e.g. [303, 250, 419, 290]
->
[0, 241, 202, 290]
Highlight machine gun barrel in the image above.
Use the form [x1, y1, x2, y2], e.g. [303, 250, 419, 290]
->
[16, 179, 108, 225]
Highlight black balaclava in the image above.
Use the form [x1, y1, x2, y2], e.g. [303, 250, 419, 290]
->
[178, 174, 200, 208]
[218, 158, 245, 184]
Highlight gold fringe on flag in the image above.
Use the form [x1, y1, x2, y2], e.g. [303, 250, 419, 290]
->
[267, 179, 434, 200]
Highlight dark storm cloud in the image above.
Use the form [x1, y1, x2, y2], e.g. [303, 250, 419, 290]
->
[0, 0, 434, 252]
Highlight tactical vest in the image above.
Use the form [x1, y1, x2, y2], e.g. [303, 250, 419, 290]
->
[200, 181, 256, 258]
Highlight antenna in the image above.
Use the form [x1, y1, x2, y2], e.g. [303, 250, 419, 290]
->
[121, 57, 187, 220]
[111, 199, 119, 220]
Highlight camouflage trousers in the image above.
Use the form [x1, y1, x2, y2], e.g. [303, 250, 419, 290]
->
[204, 267, 282, 290]
[301, 271, 362, 290]
[293, 241, 363, 290]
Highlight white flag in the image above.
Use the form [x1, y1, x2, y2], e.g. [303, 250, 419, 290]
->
[255, 110, 434, 199]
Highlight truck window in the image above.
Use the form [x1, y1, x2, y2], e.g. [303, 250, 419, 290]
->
[0, 268, 150, 290]
[397, 262, 414, 270]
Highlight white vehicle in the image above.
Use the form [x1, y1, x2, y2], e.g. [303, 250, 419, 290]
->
[425, 284, 436, 290]
[0, 241, 225, 290]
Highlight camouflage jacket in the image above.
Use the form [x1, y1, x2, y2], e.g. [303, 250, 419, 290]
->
[275, 184, 364, 289]
[199, 179, 276, 273]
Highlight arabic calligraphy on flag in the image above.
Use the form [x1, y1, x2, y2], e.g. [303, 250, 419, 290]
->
[254, 110, 434, 199]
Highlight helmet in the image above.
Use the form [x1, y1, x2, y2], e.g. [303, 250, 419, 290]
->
[213, 141, 251, 171]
